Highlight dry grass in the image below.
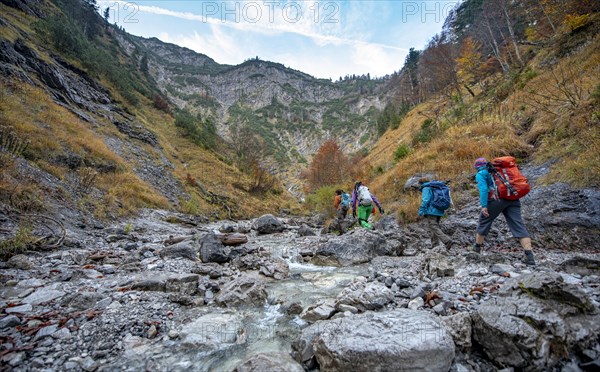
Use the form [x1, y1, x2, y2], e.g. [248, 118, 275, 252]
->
[365, 32, 600, 221]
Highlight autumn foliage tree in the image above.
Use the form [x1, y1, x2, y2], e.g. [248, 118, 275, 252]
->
[303, 140, 352, 192]
[456, 37, 484, 96]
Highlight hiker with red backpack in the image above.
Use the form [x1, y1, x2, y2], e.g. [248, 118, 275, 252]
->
[418, 177, 453, 249]
[334, 189, 351, 235]
[473, 157, 536, 265]
[351, 181, 384, 230]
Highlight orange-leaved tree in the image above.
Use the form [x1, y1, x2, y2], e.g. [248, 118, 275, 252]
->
[303, 140, 352, 192]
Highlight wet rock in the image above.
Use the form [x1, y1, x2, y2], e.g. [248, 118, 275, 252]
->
[298, 224, 316, 237]
[283, 302, 303, 316]
[559, 257, 600, 277]
[180, 313, 243, 349]
[159, 240, 198, 261]
[311, 310, 454, 371]
[313, 229, 392, 266]
[335, 280, 394, 312]
[233, 352, 304, 372]
[7, 254, 31, 270]
[301, 302, 336, 323]
[199, 233, 231, 263]
[215, 275, 267, 307]
[441, 312, 472, 351]
[472, 271, 600, 370]
[252, 214, 285, 234]
[259, 257, 289, 280]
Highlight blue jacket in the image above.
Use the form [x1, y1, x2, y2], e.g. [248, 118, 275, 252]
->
[475, 167, 495, 207]
[418, 182, 445, 217]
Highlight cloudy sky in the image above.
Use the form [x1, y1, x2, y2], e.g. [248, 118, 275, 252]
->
[98, 0, 458, 79]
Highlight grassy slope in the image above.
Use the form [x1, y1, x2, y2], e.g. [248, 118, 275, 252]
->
[364, 28, 600, 222]
[0, 2, 296, 220]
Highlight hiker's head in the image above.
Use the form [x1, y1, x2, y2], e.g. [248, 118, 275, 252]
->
[474, 157, 487, 169]
[354, 181, 362, 191]
[335, 189, 343, 195]
[418, 177, 431, 185]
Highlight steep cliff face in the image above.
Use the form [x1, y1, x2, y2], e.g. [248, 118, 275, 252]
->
[0, 0, 294, 220]
[128, 36, 391, 169]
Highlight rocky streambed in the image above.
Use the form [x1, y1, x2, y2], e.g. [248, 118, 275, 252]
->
[1, 208, 600, 371]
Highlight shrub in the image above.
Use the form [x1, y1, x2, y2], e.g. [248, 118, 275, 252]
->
[412, 119, 437, 145]
[175, 110, 218, 150]
[181, 195, 202, 215]
[305, 185, 340, 218]
[0, 225, 34, 260]
[394, 144, 411, 161]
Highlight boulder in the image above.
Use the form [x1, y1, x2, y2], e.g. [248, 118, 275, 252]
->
[303, 310, 454, 371]
[199, 233, 231, 263]
[259, 257, 289, 280]
[252, 214, 285, 234]
[159, 240, 198, 261]
[215, 275, 267, 307]
[440, 313, 472, 351]
[130, 273, 199, 295]
[301, 302, 337, 323]
[313, 229, 393, 267]
[472, 271, 600, 370]
[404, 173, 436, 191]
[335, 280, 394, 312]
[298, 224, 316, 237]
[559, 257, 600, 277]
[179, 313, 244, 350]
[7, 254, 31, 270]
[374, 215, 399, 231]
[233, 352, 304, 372]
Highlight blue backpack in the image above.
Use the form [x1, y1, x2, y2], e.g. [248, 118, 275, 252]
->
[428, 181, 451, 211]
[340, 193, 350, 209]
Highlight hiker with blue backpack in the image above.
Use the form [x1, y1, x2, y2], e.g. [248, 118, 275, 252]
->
[418, 177, 453, 249]
[334, 189, 351, 234]
[351, 181, 384, 230]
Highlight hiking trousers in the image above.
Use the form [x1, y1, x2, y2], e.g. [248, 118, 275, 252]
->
[336, 207, 348, 234]
[422, 215, 452, 247]
[357, 205, 373, 229]
[477, 199, 530, 238]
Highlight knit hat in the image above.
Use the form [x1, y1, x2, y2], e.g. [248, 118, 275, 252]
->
[474, 157, 487, 169]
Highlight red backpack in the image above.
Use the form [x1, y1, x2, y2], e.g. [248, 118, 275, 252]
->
[488, 156, 530, 200]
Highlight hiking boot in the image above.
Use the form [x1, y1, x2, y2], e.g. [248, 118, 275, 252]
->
[523, 250, 536, 266]
[473, 243, 482, 254]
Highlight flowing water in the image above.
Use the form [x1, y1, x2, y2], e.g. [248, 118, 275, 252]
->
[125, 229, 366, 371]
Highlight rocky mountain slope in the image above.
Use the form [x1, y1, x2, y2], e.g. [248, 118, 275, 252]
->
[128, 35, 390, 170]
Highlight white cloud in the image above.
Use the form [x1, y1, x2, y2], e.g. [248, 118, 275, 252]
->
[101, 0, 405, 51]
